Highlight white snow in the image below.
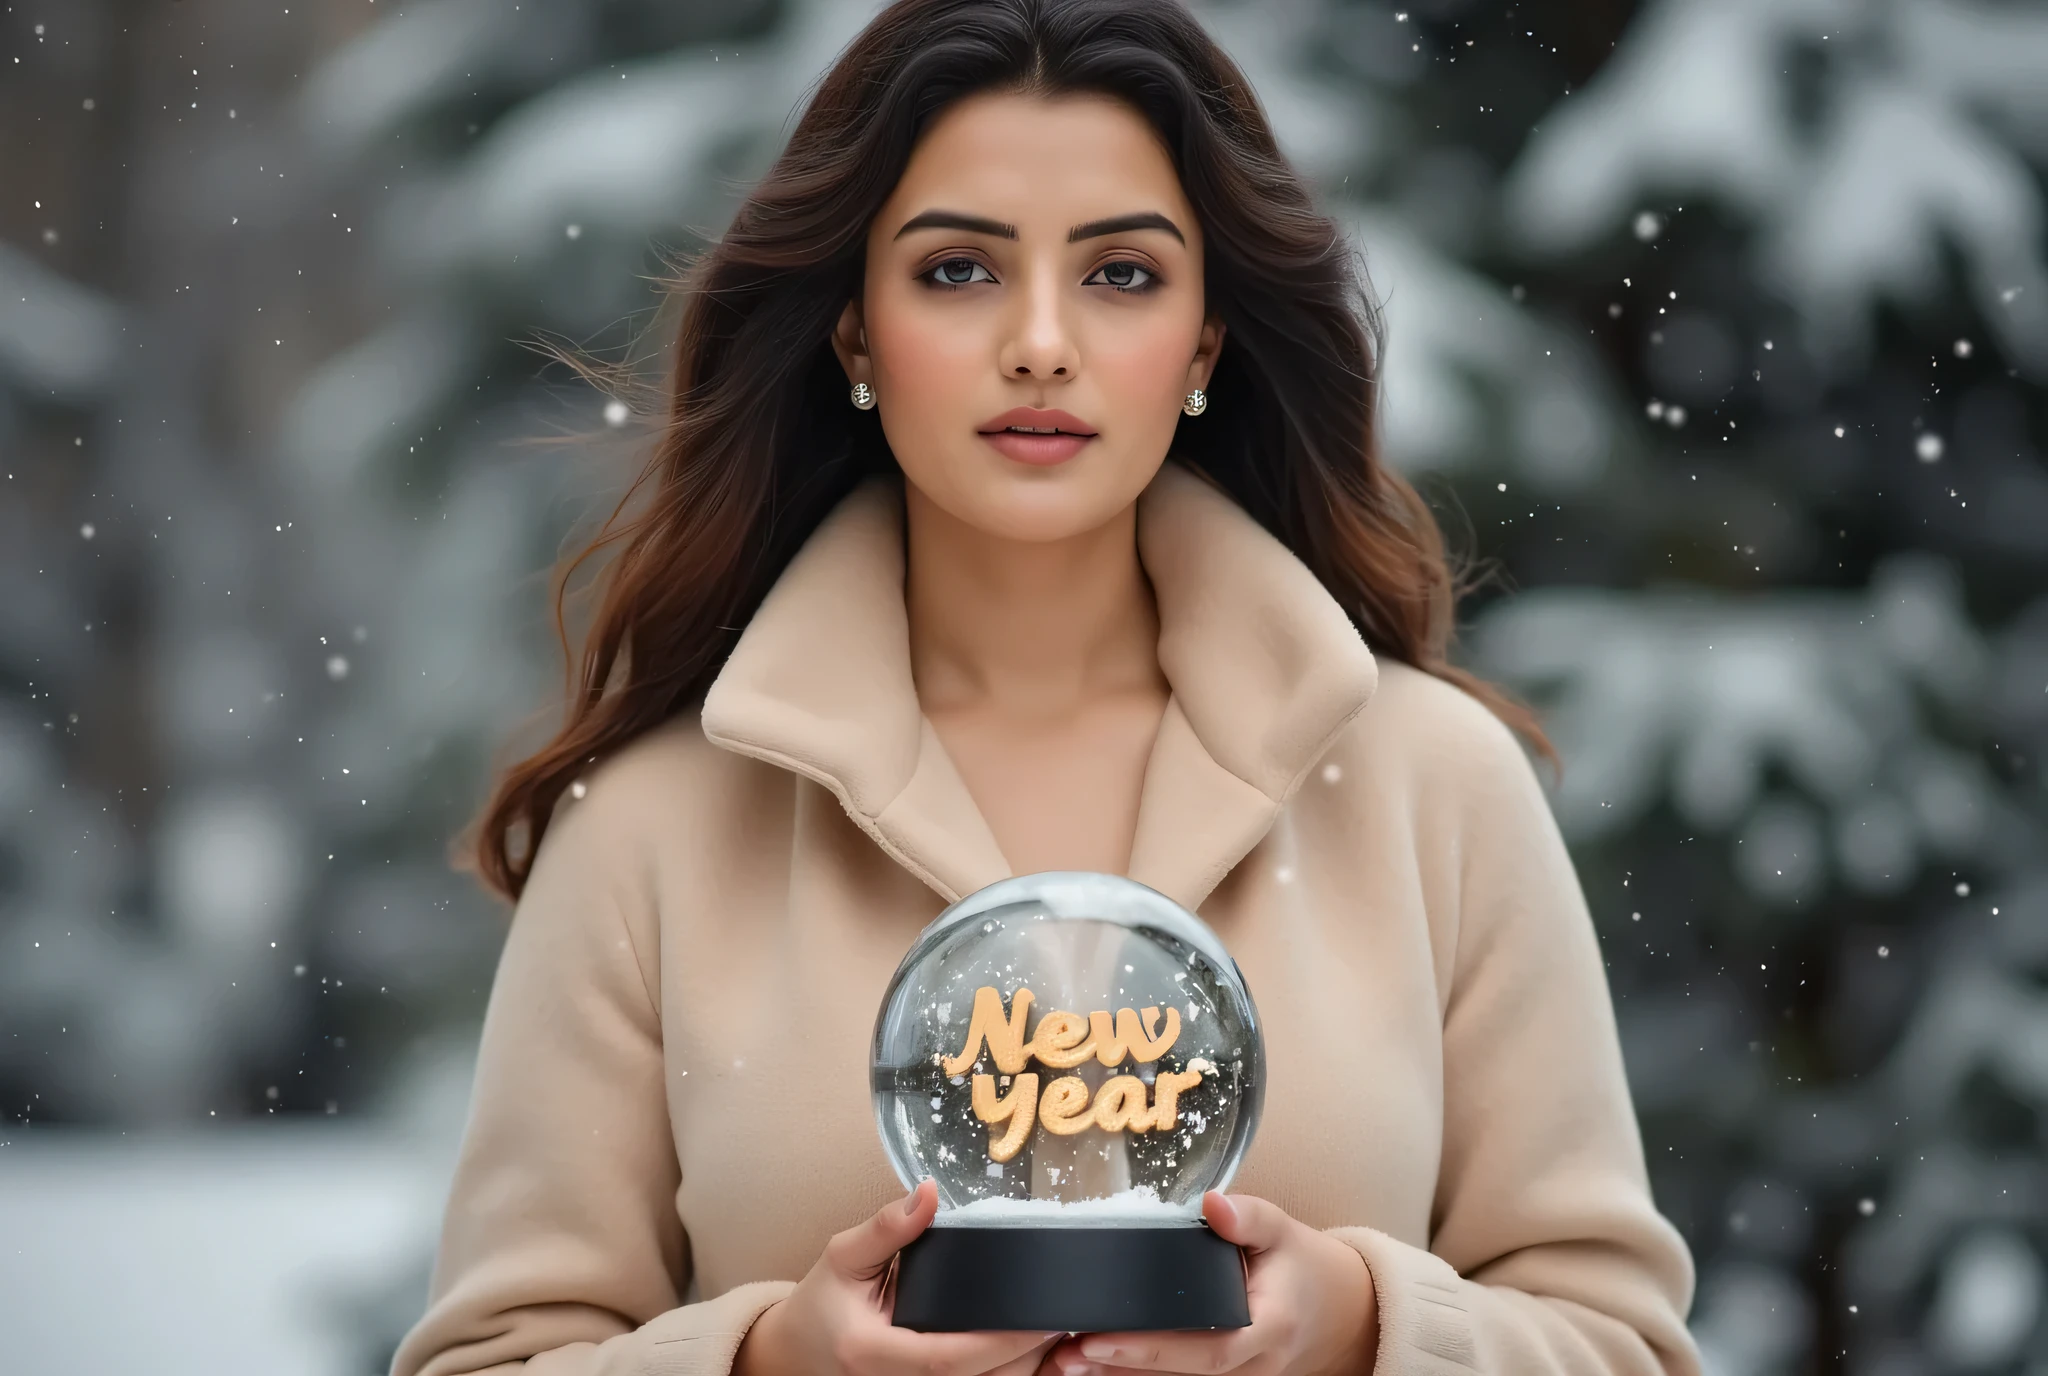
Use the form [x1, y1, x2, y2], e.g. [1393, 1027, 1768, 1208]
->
[931, 1186, 1200, 1230]
[1472, 555, 1992, 899]
[0, 242, 122, 399]
[0, 1126, 435, 1376]
[1504, 0, 2048, 378]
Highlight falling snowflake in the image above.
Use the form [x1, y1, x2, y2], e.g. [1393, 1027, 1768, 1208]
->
[1916, 434, 1944, 463]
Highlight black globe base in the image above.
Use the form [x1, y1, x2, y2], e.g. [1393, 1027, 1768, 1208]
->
[891, 1224, 1249, 1332]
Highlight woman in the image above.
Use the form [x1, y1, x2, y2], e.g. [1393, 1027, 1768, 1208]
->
[392, 2, 1699, 1373]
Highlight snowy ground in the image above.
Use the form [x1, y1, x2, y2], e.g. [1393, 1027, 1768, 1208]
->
[0, 1126, 442, 1376]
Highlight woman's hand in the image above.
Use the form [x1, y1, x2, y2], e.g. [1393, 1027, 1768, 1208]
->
[1043, 1192, 1379, 1376]
[734, 1179, 1061, 1376]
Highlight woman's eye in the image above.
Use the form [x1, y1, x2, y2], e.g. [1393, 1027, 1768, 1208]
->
[1086, 261, 1156, 292]
[926, 258, 995, 288]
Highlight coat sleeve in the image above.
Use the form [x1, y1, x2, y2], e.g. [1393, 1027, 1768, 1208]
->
[389, 788, 793, 1376]
[1325, 705, 1700, 1375]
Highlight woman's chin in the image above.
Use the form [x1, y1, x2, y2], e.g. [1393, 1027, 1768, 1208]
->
[943, 463, 1155, 544]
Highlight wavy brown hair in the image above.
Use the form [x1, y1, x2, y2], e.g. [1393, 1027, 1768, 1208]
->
[462, 0, 1549, 904]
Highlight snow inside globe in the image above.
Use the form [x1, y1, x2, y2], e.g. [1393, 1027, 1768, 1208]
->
[872, 871, 1264, 1229]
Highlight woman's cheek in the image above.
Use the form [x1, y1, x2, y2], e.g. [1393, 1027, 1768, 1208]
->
[1090, 318, 1203, 436]
[871, 303, 986, 469]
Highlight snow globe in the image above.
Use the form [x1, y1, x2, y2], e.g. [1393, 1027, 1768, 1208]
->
[872, 871, 1263, 1332]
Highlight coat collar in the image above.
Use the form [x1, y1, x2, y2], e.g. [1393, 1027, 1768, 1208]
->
[699, 461, 1378, 912]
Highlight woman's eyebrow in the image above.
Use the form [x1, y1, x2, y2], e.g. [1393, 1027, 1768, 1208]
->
[891, 209, 1187, 244]
[1069, 212, 1185, 244]
[894, 209, 1018, 240]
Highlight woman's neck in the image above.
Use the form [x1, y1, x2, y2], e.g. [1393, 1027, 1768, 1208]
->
[903, 481, 1166, 720]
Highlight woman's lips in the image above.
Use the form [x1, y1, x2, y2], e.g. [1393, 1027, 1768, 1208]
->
[976, 407, 1097, 466]
[981, 430, 1093, 465]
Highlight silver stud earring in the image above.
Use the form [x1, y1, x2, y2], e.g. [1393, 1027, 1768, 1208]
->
[1182, 388, 1208, 417]
[850, 381, 877, 411]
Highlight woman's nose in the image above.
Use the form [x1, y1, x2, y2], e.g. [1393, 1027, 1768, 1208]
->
[997, 270, 1079, 380]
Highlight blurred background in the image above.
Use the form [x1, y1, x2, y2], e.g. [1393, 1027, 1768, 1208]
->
[4, 0, 2046, 1371]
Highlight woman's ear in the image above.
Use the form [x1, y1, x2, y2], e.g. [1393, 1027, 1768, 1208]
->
[1186, 313, 1227, 394]
[831, 299, 873, 387]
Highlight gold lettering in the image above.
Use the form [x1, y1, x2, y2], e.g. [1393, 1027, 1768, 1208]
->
[1145, 1070, 1203, 1131]
[1084, 1006, 1183, 1066]
[946, 987, 1210, 1159]
[1025, 1010, 1097, 1068]
[971, 1072, 1039, 1162]
[1119, 1006, 1181, 1063]
[1091, 1075, 1153, 1132]
[1086, 1010, 1126, 1065]
[943, 986, 1034, 1076]
[1038, 1076, 1094, 1135]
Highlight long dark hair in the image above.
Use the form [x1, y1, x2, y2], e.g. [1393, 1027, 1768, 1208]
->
[464, 0, 1549, 902]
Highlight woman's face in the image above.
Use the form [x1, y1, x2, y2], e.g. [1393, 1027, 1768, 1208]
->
[835, 90, 1225, 544]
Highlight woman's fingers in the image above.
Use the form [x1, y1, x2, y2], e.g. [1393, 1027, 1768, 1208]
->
[852, 1324, 1064, 1376]
[987, 1330, 1066, 1376]
[1067, 1329, 1258, 1373]
[823, 1178, 937, 1281]
[766, 1181, 1073, 1376]
[1200, 1191, 1290, 1254]
[1036, 1196, 1323, 1375]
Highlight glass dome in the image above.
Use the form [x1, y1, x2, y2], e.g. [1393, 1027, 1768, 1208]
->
[872, 872, 1263, 1228]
